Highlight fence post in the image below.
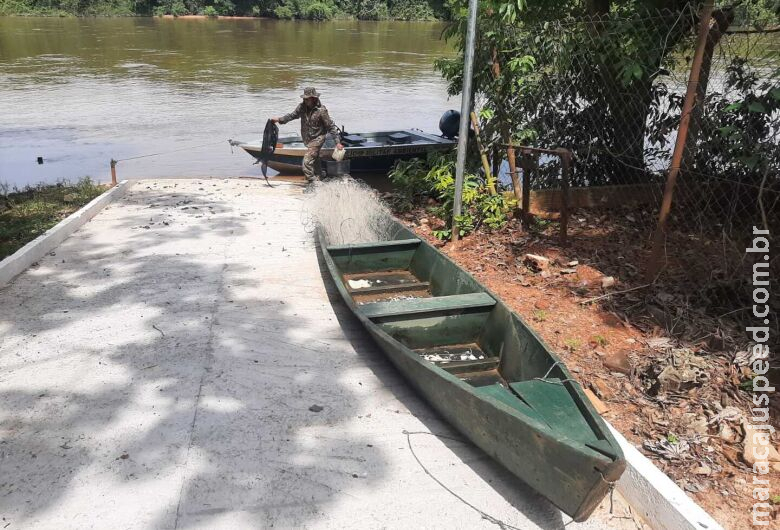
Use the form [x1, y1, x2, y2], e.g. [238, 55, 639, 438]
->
[519, 152, 532, 228]
[507, 150, 523, 211]
[646, 0, 714, 280]
[558, 148, 572, 244]
[469, 111, 497, 195]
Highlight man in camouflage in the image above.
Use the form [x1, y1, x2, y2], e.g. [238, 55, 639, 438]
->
[273, 87, 343, 184]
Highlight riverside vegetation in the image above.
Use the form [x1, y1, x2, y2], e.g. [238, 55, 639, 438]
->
[0, 178, 105, 260]
[0, 0, 449, 19]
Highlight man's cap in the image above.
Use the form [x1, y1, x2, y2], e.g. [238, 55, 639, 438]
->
[301, 87, 321, 99]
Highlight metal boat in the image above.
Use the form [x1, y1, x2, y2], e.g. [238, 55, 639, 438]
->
[318, 220, 626, 521]
[235, 129, 456, 175]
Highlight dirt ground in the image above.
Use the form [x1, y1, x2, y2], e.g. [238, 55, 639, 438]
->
[396, 205, 780, 530]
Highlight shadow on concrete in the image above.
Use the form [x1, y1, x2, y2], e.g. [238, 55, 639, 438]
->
[0, 180, 388, 529]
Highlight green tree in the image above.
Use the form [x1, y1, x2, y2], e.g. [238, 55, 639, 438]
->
[437, 0, 706, 184]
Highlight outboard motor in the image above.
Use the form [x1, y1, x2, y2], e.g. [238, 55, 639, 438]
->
[439, 110, 461, 139]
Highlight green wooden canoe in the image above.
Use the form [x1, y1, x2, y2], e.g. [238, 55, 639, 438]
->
[318, 221, 625, 521]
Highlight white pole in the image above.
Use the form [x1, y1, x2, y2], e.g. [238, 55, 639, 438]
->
[451, 0, 479, 242]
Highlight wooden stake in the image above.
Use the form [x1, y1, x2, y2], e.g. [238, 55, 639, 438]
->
[647, 1, 714, 280]
[470, 112, 496, 195]
[110, 159, 117, 187]
[519, 153, 534, 228]
[558, 148, 572, 244]
[491, 48, 522, 208]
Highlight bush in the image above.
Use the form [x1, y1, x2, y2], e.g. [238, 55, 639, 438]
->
[170, 0, 187, 15]
[388, 152, 516, 239]
[273, 4, 295, 18]
[302, 1, 333, 20]
[213, 0, 234, 15]
[389, 0, 434, 20]
[356, 0, 387, 19]
[388, 158, 430, 210]
[202, 5, 217, 15]
[153, 0, 187, 15]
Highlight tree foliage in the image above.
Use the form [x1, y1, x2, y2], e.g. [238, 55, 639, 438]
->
[0, 0, 449, 19]
[437, 0, 779, 199]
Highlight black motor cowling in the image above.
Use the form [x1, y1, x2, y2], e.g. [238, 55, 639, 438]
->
[439, 110, 460, 139]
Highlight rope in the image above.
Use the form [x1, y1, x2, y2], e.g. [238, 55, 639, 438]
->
[113, 140, 227, 163]
[403, 430, 523, 530]
[532, 360, 581, 386]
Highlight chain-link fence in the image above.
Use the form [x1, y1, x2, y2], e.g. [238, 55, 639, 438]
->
[478, 5, 778, 316]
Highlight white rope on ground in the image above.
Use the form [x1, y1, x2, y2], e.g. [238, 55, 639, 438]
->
[403, 430, 524, 530]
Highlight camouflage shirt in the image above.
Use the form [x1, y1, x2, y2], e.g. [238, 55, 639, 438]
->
[279, 101, 341, 145]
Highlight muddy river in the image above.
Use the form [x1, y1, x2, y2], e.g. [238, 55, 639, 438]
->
[0, 17, 457, 188]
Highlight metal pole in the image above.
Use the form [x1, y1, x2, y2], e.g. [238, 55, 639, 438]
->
[451, 0, 479, 242]
[647, 0, 714, 280]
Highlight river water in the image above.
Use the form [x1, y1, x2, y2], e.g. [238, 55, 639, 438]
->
[0, 17, 457, 188]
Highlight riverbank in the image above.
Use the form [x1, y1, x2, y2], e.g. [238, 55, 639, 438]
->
[0, 178, 106, 260]
[0, 0, 449, 20]
[394, 205, 780, 530]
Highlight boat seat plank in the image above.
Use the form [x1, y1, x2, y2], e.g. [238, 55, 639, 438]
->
[350, 281, 430, 295]
[509, 380, 596, 443]
[345, 270, 430, 295]
[475, 384, 550, 426]
[359, 292, 495, 319]
[439, 357, 500, 375]
[326, 238, 420, 253]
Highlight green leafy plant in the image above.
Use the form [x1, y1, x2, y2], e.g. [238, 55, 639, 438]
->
[388, 158, 430, 211]
[212, 0, 235, 15]
[422, 153, 515, 239]
[1, 178, 105, 259]
[432, 227, 451, 240]
[532, 309, 547, 322]
[563, 338, 581, 352]
[273, 3, 294, 18]
[739, 375, 756, 392]
[302, 1, 333, 20]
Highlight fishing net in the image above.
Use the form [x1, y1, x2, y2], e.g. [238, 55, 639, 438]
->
[303, 177, 395, 245]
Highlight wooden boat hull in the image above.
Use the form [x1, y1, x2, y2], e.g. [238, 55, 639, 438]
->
[237, 130, 455, 175]
[317, 222, 625, 521]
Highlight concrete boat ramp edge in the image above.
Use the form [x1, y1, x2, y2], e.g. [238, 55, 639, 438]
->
[0, 178, 718, 529]
[0, 180, 131, 288]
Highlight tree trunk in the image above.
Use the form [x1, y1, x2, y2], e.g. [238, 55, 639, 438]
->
[681, 8, 733, 172]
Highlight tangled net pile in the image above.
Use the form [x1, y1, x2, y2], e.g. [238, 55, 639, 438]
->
[303, 178, 394, 245]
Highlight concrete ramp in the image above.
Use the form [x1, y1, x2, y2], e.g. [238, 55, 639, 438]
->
[0, 179, 643, 529]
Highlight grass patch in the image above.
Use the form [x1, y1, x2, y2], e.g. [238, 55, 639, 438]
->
[0, 178, 106, 260]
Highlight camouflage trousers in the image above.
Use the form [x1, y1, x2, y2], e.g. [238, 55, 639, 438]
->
[302, 135, 326, 183]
